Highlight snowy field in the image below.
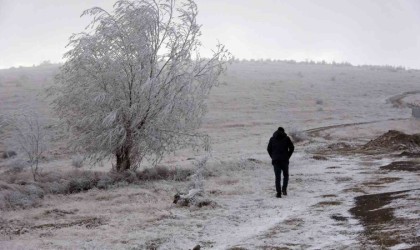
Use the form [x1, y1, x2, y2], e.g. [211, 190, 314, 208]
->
[0, 61, 419, 249]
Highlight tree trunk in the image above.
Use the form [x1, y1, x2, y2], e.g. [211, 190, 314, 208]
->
[115, 146, 131, 171]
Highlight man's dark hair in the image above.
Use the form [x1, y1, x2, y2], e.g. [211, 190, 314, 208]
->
[278, 127, 285, 132]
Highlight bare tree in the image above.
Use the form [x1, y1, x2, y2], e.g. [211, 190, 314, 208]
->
[52, 0, 231, 171]
[10, 112, 48, 181]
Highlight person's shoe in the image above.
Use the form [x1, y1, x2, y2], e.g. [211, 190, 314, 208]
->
[276, 192, 282, 198]
[282, 190, 287, 196]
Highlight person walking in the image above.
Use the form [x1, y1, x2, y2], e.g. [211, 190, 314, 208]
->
[267, 127, 294, 198]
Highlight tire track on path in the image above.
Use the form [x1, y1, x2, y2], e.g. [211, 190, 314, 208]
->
[386, 90, 420, 108]
[304, 118, 408, 137]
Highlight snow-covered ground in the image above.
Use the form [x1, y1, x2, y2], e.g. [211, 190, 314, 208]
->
[0, 61, 419, 249]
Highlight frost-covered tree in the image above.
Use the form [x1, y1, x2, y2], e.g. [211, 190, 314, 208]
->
[52, 0, 231, 171]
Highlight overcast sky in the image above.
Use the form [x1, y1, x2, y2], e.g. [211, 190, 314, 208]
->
[1, 0, 420, 69]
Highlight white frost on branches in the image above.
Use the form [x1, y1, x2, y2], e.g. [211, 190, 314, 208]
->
[52, 0, 231, 170]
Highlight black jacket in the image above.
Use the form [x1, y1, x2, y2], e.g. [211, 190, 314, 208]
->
[267, 130, 294, 164]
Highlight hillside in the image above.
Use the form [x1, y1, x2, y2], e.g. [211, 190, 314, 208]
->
[0, 61, 419, 249]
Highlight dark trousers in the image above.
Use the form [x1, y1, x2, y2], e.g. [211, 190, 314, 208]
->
[273, 162, 289, 193]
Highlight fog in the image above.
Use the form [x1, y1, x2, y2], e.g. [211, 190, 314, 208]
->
[1, 0, 420, 68]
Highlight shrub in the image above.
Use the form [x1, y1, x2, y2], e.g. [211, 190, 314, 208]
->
[66, 172, 101, 194]
[48, 181, 69, 194]
[173, 168, 192, 181]
[25, 184, 45, 199]
[3, 158, 27, 173]
[155, 166, 170, 179]
[67, 176, 95, 194]
[1, 151, 17, 159]
[138, 166, 193, 181]
[141, 167, 159, 181]
[108, 170, 137, 184]
[0, 185, 44, 210]
[0, 165, 194, 210]
[316, 99, 323, 105]
[71, 154, 84, 168]
[97, 175, 115, 189]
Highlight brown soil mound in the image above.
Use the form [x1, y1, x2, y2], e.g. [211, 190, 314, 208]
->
[363, 130, 420, 152]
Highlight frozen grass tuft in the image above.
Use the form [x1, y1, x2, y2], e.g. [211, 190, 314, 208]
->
[138, 166, 192, 182]
[67, 174, 98, 194]
[0, 183, 44, 210]
[0, 165, 194, 210]
[96, 175, 115, 190]
[71, 154, 84, 168]
[315, 98, 324, 105]
[204, 157, 260, 178]
[1, 151, 17, 159]
[2, 158, 27, 173]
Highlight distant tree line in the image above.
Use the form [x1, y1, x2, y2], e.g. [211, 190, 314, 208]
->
[232, 58, 414, 72]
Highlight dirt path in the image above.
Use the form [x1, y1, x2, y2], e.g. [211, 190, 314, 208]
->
[304, 89, 420, 138]
[304, 118, 408, 138]
[175, 153, 367, 249]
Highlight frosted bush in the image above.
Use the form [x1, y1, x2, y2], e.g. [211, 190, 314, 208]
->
[173, 168, 192, 181]
[48, 181, 68, 194]
[110, 181, 129, 189]
[71, 154, 84, 169]
[97, 175, 114, 189]
[3, 158, 27, 173]
[0, 194, 6, 210]
[316, 99, 324, 105]
[25, 184, 45, 199]
[67, 177, 95, 194]
[2, 190, 41, 209]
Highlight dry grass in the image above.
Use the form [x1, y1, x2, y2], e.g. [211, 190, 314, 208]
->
[326, 166, 340, 169]
[321, 194, 337, 198]
[335, 176, 353, 182]
[32, 217, 105, 230]
[313, 201, 342, 207]
[330, 214, 348, 222]
[313, 155, 328, 160]
[0, 166, 193, 211]
[342, 187, 367, 194]
[216, 178, 239, 186]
